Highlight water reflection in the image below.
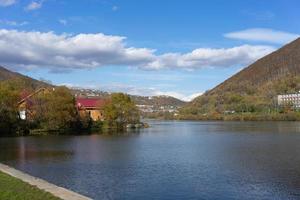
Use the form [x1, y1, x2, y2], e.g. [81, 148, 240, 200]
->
[0, 121, 300, 199]
[0, 137, 74, 163]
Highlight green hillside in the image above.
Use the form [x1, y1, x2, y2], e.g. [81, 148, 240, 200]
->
[0, 66, 52, 90]
[180, 38, 300, 120]
[0, 66, 185, 117]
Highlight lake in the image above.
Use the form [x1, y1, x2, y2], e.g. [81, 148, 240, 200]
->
[1, 121, 300, 200]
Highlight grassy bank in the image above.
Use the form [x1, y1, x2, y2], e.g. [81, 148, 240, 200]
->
[0, 171, 61, 200]
[178, 112, 300, 121]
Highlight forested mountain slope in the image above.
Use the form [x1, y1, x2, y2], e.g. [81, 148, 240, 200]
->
[0, 66, 51, 89]
[180, 38, 300, 119]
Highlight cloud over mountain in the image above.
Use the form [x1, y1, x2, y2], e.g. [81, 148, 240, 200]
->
[145, 45, 275, 70]
[224, 28, 299, 44]
[0, 29, 276, 72]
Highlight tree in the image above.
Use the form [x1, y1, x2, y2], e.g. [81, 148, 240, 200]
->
[0, 81, 20, 135]
[102, 93, 140, 127]
[32, 87, 77, 131]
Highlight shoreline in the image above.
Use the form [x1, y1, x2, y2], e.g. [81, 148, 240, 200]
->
[0, 163, 92, 200]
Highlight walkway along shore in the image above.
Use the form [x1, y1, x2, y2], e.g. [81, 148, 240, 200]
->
[0, 163, 92, 200]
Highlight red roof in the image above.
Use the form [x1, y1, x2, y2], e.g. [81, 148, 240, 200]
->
[18, 88, 46, 105]
[20, 90, 32, 101]
[76, 98, 106, 109]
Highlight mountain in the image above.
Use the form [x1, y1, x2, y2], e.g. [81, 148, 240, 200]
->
[71, 88, 186, 112]
[0, 66, 186, 110]
[0, 66, 52, 89]
[130, 95, 186, 107]
[181, 37, 300, 118]
[207, 37, 300, 95]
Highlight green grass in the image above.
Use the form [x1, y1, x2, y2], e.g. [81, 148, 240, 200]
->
[0, 171, 61, 200]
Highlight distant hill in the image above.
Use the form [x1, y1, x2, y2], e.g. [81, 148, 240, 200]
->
[71, 88, 186, 109]
[206, 37, 300, 96]
[0, 66, 51, 89]
[130, 95, 186, 107]
[181, 37, 300, 118]
[0, 65, 185, 112]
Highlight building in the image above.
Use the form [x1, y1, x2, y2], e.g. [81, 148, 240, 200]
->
[136, 104, 154, 113]
[277, 93, 300, 108]
[76, 98, 106, 121]
[136, 104, 180, 113]
[18, 88, 48, 120]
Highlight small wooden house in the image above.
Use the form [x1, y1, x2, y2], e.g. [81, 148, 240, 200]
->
[76, 98, 106, 121]
[18, 88, 48, 120]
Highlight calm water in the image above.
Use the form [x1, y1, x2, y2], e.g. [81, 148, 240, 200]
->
[1, 121, 300, 200]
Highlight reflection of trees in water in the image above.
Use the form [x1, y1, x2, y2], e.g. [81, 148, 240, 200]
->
[90, 127, 143, 136]
[1, 122, 300, 199]
[62, 133, 143, 200]
[0, 137, 74, 164]
[204, 121, 300, 134]
[0, 136, 77, 194]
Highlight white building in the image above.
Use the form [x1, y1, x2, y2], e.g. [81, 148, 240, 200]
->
[278, 93, 300, 108]
[136, 105, 154, 113]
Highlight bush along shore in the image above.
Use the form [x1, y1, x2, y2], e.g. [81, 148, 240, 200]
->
[0, 79, 145, 136]
[178, 75, 300, 121]
[177, 112, 300, 121]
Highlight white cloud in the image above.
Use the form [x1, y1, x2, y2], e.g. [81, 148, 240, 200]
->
[0, 20, 28, 26]
[145, 45, 275, 70]
[224, 28, 299, 44]
[182, 92, 203, 101]
[25, 1, 43, 11]
[58, 19, 67, 26]
[0, 29, 276, 72]
[0, 29, 155, 72]
[152, 91, 203, 102]
[0, 0, 16, 6]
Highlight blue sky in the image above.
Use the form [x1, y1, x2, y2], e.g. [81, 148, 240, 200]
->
[0, 0, 299, 101]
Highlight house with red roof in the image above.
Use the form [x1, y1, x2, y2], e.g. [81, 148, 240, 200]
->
[76, 98, 106, 121]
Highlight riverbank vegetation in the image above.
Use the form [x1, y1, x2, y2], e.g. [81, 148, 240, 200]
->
[179, 75, 300, 121]
[179, 37, 300, 121]
[0, 78, 141, 136]
[102, 93, 140, 129]
[0, 171, 61, 200]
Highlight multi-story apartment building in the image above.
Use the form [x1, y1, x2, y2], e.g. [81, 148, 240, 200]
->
[278, 93, 300, 108]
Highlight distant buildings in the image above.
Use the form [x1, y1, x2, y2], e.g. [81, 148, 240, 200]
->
[277, 93, 300, 108]
[18, 88, 107, 121]
[136, 105, 154, 113]
[136, 104, 179, 113]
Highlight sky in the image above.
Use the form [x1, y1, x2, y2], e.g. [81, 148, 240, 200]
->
[0, 0, 300, 101]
